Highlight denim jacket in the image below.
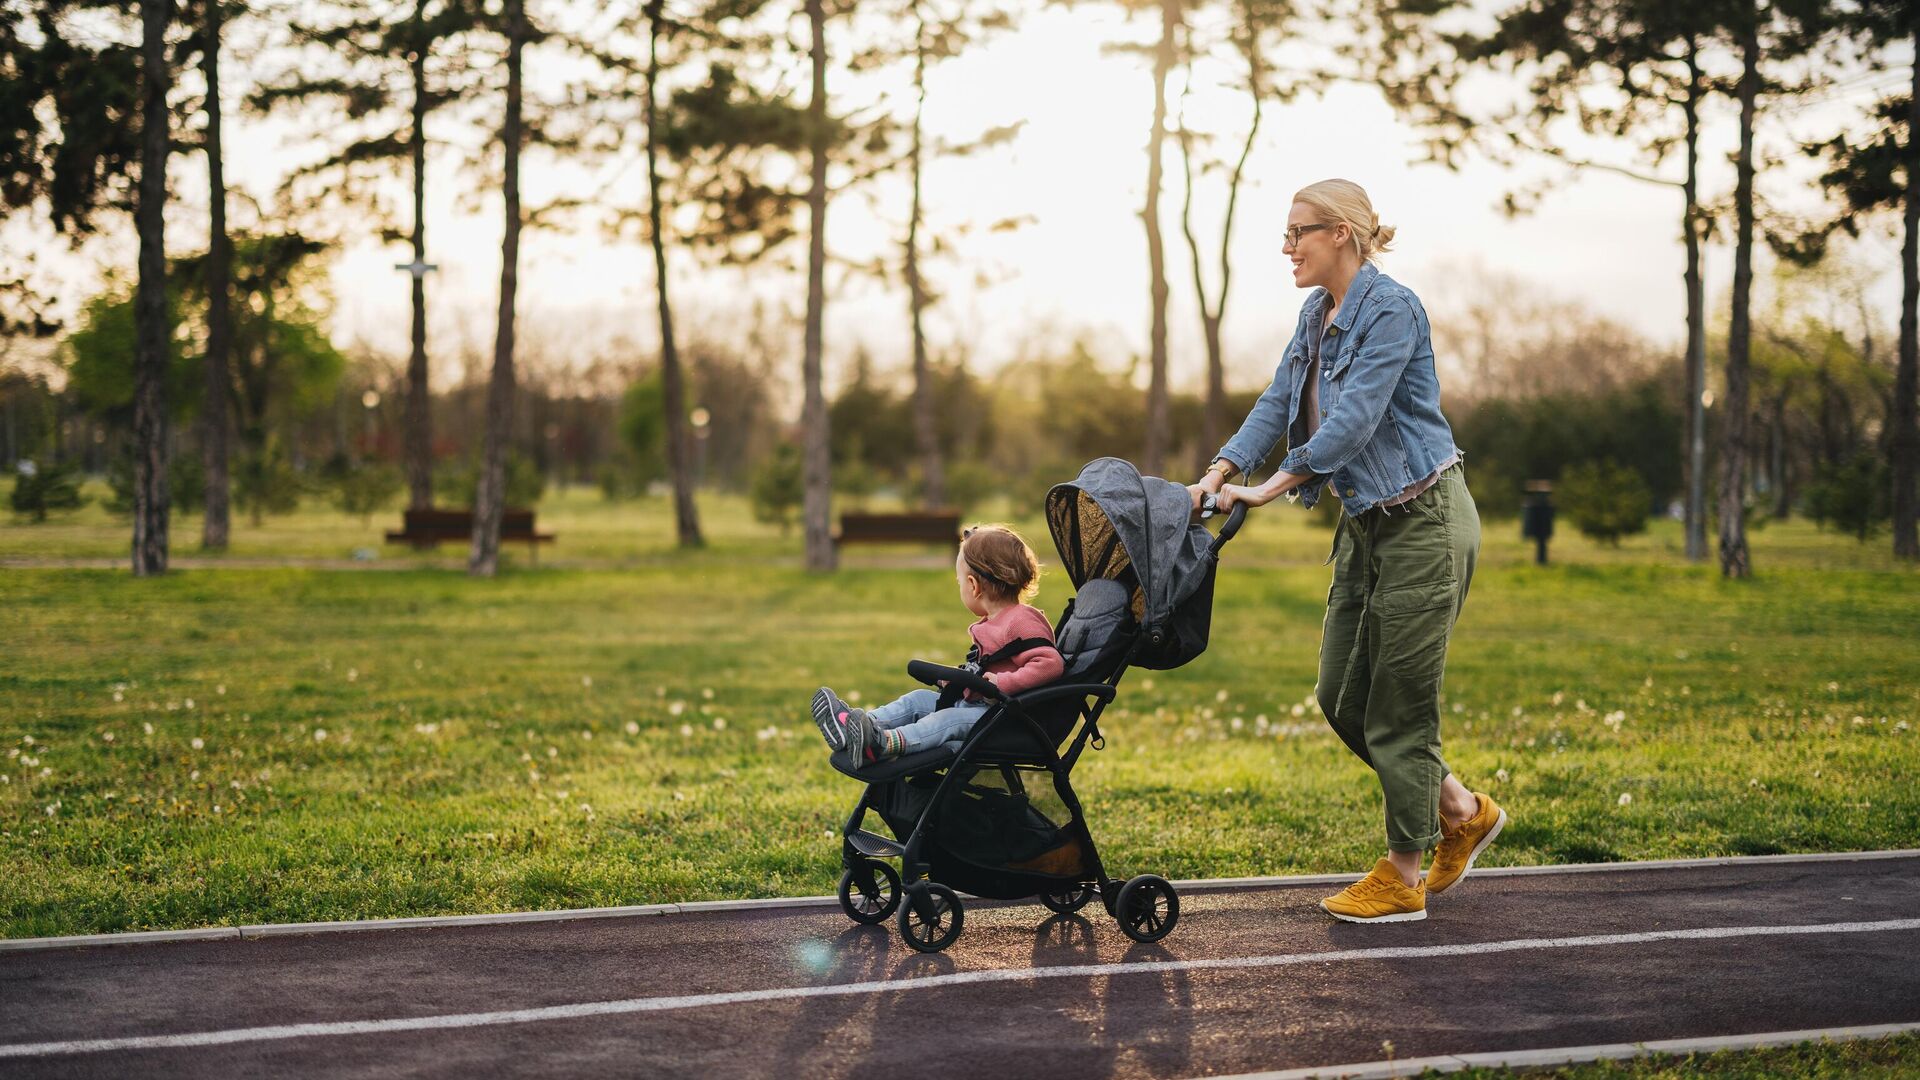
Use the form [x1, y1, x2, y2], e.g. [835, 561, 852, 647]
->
[1215, 262, 1461, 515]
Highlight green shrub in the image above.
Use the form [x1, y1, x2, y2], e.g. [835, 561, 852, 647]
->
[750, 442, 804, 534]
[444, 454, 544, 510]
[327, 457, 404, 525]
[1805, 452, 1890, 541]
[104, 451, 206, 516]
[1558, 459, 1652, 546]
[8, 459, 86, 521]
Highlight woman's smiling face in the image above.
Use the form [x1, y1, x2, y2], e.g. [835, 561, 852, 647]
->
[1285, 201, 1349, 291]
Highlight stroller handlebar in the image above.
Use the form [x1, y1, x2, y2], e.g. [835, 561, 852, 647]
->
[906, 659, 1003, 702]
[1200, 495, 1249, 554]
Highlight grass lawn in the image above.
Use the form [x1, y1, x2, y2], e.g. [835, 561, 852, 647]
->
[1, 489, 1917, 941]
[1449, 1032, 1920, 1078]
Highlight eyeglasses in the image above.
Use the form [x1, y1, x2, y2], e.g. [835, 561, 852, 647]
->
[1283, 223, 1332, 248]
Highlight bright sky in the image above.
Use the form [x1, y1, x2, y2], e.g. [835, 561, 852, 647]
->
[13, 2, 1912, 398]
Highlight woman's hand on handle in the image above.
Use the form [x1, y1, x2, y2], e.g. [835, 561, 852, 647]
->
[1214, 470, 1313, 512]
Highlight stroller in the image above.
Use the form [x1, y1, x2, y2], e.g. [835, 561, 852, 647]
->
[829, 457, 1248, 952]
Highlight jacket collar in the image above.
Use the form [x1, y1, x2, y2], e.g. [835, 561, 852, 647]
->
[1329, 262, 1381, 334]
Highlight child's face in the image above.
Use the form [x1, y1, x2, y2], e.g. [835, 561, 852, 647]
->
[955, 550, 990, 617]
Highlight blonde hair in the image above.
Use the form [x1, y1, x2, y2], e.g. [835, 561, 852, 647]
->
[1294, 179, 1396, 263]
[960, 524, 1042, 603]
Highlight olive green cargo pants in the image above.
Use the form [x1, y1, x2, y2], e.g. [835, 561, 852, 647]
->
[1316, 463, 1480, 852]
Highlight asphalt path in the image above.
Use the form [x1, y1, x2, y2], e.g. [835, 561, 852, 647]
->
[4, 854, 1917, 1079]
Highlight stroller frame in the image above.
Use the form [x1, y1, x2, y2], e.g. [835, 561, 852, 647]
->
[833, 497, 1247, 953]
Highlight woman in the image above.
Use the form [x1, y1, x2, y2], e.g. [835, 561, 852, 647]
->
[1188, 179, 1505, 924]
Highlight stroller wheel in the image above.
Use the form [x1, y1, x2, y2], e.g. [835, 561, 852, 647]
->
[898, 883, 964, 953]
[1114, 875, 1180, 944]
[1038, 883, 1096, 915]
[838, 860, 902, 925]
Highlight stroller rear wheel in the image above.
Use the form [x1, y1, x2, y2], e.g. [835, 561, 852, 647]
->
[898, 882, 964, 953]
[1039, 883, 1096, 915]
[838, 859, 902, 925]
[1114, 875, 1180, 944]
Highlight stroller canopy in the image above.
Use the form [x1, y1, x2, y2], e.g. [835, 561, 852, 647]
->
[1045, 457, 1220, 668]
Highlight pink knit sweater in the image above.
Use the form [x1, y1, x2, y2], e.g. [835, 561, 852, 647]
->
[965, 603, 1065, 699]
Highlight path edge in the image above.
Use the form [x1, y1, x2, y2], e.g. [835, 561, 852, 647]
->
[4, 847, 1913, 955]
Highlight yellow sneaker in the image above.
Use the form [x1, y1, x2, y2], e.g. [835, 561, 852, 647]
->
[1425, 792, 1507, 895]
[1320, 859, 1427, 923]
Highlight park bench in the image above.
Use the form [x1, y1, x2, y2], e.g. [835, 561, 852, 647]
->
[834, 511, 962, 550]
[386, 508, 556, 562]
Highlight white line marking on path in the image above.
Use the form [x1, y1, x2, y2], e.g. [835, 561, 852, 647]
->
[4, 917, 1918, 1059]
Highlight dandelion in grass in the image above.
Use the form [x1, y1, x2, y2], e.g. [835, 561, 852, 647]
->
[414, 659, 424, 671]
[190, 737, 204, 750]
[845, 691, 860, 704]
[102, 732, 115, 743]
[582, 675, 593, 689]
[668, 701, 685, 717]
[580, 730, 593, 740]
[346, 668, 358, 682]
[1495, 768, 1510, 783]
[191, 770, 200, 781]
[44, 802, 58, 816]
[1216, 689, 1230, 703]
[702, 687, 715, 700]
[624, 721, 641, 735]
[143, 723, 154, 736]
[112, 690, 124, 703]
[713, 717, 727, 731]
[679, 723, 693, 737]
[0, 775, 8, 784]
[673, 791, 687, 802]
[1142, 679, 1155, 692]
[547, 747, 559, 758]
[216, 685, 226, 696]
[1617, 792, 1632, 806]
[313, 728, 328, 742]
[1291, 704, 1305, 718]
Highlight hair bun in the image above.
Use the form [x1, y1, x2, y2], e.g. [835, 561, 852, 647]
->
[1372, 223, 1397, 251]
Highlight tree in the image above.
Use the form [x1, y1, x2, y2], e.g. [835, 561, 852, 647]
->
[470, 0, 530, 576]
[569, 2, 811, 545]
[1559, 458, 1653, 544]
[1177, 0, 1304, 470]
[197, 0, 235, 550]
[1357, 0, 1724, 559]
[133, 0, 172, 576]
[1807, 0, 1920, 560]
[1140, 0, 1178, 477]
[800, 0, 833, 571]
[251, 0, 481, 514]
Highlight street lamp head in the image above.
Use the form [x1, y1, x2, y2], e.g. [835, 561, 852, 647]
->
[362, 390, 381, 410]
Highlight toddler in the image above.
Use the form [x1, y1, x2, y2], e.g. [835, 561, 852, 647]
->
[813, 524, 1063, 769]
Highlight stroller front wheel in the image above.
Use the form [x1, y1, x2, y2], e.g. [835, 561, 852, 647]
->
[837, 860, 902, 925]
[898, 882, 964, 953]
[1114, 875, 1180, 944]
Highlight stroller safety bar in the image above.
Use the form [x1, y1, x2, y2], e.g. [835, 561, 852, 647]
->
[905, 660, 1002, 701]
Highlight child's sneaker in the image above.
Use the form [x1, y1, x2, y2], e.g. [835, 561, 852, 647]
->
[839, 708, 881, 771]
[811, 687, 853, 751]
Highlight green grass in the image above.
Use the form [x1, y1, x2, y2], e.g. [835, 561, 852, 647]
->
[1, 491, 1916, 939]
[1443, 1032, 1920, 1078]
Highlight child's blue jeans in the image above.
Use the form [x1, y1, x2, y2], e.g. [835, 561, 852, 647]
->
[869, 689, 990, 754]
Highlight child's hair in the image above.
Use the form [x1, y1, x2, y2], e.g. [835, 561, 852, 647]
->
[960, 524, 1042, 603]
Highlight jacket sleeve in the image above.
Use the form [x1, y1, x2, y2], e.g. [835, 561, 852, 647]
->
[1277, 295, 1421, 477]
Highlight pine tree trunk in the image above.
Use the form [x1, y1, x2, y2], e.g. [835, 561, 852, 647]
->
[132, 0, 171, 577]
[200, 0, 232, 552]
[1718, 20, 1757, 579]
[470, 0, 523, 577]
[906, 0, 945, 509]
[1892, 29, 1919, 559]
[1682, 46, 1707, 563]
[646, 2, 702, 547]
[1140, 0, 1177, 478]
[801, 0, 835, 572]
[405, 16, 434, 512]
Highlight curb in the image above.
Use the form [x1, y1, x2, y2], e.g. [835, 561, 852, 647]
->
[3, 847, 1913, 955]
[1207, 1021, 1920, 1079]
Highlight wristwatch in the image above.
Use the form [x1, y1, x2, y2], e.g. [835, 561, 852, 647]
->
[1206, 460, 1236, 482]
